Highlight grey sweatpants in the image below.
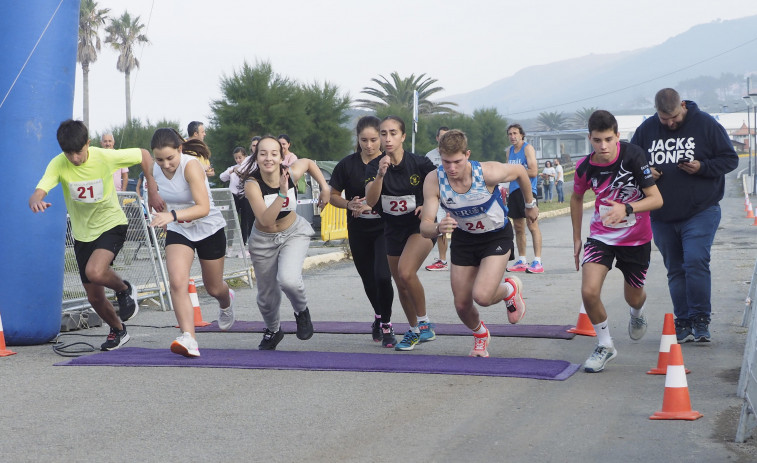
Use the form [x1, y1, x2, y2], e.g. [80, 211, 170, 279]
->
[248, 215, 314, 332]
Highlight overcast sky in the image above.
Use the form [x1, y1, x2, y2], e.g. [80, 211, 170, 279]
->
[73, 0, 757, 135]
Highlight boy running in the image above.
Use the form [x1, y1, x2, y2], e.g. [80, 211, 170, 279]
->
[571, 110, 663, 372]
[29, 120, 161, 351]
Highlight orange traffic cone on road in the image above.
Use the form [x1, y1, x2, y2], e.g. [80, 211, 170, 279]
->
[176, 279, 211, 328]
[748, 206, 755, 219]
[650, 344, 702, 420]
[567, 303, 596, 337]
[648, 313, 689, 375]
[0, 311, 18, 357]
[752, 209, 757, 226]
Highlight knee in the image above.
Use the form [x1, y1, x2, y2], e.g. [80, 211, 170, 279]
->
[472, 288, 496, 307]
[581, 286, 601, 304]
[278, 274, 303, 294]
[205, 281, 228, 299]
[84, 267, 107, 285]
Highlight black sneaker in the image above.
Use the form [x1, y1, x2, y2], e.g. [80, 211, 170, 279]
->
[692, 315, 711, 342]
[372, 318, 382, 342]
[116, 280, 139, 322]
[101, 325, 130, 351]
[675, 318, 694, 343]
[381, 323, 397, 348]
[258, 328, 284, 350]
[294, 308, 314, 340]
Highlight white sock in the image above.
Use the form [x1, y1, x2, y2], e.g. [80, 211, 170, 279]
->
[630, 304, 645, 318]
[417, 315, 429, 324]
[503, 281, 515, 298]
[532, 257, 542, 264]
[517, 256, 526, 263]
[594, 320, 613, 348]
[473, 322, 488, 335]
[411, 325, 420, 334]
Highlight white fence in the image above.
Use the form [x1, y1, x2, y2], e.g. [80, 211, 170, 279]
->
[62, 189, 253, 315]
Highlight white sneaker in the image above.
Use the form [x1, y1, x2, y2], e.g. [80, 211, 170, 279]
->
[628, 313, 648, 341]
[170, 332, 200, 357]
[218, 289, 235, 331]
[225, 247, 235, 258]
[583, 344, 617, 373]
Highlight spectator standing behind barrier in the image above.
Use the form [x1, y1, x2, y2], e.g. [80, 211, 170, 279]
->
[187, 121, 214, 177]
[365, 115, 437, 352]
[277, 134, 299, 168]
[572, 110, 663, 373]
[420, 129, 536, 357]
[28, 120, 162, 351]
[630, 88, 738, 343]
[242, 136, 330, 350]
[505, 124, 545, 274]
[102, 133, 129, 191]
[149, 128, 234, 357]
[424, 126, 450, 272]
[220, 146, 254, 258]
[329, 116, 396, 347]
[554, 158, 565, 203]
[541, 160, 556, 202]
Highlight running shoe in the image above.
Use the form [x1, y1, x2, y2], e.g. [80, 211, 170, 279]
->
[469, 324, 491, 358]
[116, 280, 139, 322]
[425, 259, 448, 271]
[381, 324, 397, 348]
[372, 318, 383, 342]
[506, 260, 528, 272]
[218, 289, 235, 331]
[418, 321, 436, 342]
[628, 313, 648, 341]
[294, 307, 314, 340]
[170, 332, 200, 358]
[675, 318, 695, 343]
[692, 315, 711, 343]
[100, 325, 130, 351]
[526, 261, 544, 274]
[504, 276, 526, 324]
[583, 344, 617, 373]
[395, 330, 420, 351]
[259, 328, 284, 350]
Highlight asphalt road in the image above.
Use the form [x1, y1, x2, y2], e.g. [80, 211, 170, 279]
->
[1, 163, 756, 462]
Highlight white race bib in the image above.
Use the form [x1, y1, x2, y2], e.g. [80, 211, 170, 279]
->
[68, 179, 104, 203]
[263, 187, 296, 211]
[358, 200, 381, 220]
[381, 194, 416, 216]
[167, 202, 196, 228]
[458, 213, 497, 234]
[599, 204, 636, 229]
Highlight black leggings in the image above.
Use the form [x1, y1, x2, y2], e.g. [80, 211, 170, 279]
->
[348, 226, 393, 323]
[233, 194, 254, 245]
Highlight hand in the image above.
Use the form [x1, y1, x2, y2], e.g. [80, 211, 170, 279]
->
[150, 211, 173, 229]
[148, 188, 166, 213]
[650, 167, 661, 180]
[30, 200, 52, 213]
[525, 205, 539, 224]
[414, 204, 423, 217]
[678, 160, 700, 174]
[601, 200, 626, 226]
[377, 155, 390, 177]
[437, 213, 457, 234]
[353, 204, 373, 218]
[205, 167, 215, 177]
[347, 196, 365, 211]
[279, 169, 290, 194]
[318, 188, 330, 209]
[573, 239, 582, 271]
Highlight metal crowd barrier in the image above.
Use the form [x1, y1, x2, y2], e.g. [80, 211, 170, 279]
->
[62, 190, 253, 315]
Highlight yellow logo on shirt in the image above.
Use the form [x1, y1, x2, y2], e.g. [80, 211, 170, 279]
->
[410, 174, 420, 186]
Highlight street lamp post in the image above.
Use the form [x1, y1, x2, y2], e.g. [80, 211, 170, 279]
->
[744, 96, 753, 182]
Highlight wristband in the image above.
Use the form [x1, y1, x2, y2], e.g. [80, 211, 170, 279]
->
[625, 203, 634, 216]
[277, 192, 287, 199]
[170, 210, 178, 222]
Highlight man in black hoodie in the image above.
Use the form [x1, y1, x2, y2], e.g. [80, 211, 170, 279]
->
[630, 88, 738, 343]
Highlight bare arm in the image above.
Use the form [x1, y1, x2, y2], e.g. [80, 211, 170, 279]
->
[140, 148, 165, 212]
[29, 188, 51, 213]
[602, 184, 663, 226]
[365, 155, 390, 207]
[483, 161, 538, 223]
[289, 158, 330, 208]
[570, 192, 585, 271]
[120, 171, 129, 191]
[420, 171, 444, 239]
[150, 160, 211, 228]
[524, 144, 538, 178]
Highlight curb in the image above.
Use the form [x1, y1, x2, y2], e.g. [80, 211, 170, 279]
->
[539, 201, 593, 219]
[303, 251, 349, 270]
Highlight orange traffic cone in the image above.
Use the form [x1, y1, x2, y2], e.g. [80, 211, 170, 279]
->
[746, 199, 751, 211]
[0, 311, 18, 357]
[748, 207, 755, 219]
[752, 209, 757, 226]
[648, 313, 689, 375]
[567, 303, 596, 336]
[176, 279, 211, 328]
[650, 344, 702, 420]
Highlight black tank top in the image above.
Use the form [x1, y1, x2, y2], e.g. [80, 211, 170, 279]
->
[251, 169, 298, 220]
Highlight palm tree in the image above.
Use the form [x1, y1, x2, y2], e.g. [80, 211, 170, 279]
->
[355, 72, 457, 115]
[77, 0, 109, 128]
[105, 11, 149, 123]
[571, 106, 598, 129]
[536, 111, 569, 131]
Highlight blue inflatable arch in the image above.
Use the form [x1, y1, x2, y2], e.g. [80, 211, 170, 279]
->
[0, 0, 80, 345]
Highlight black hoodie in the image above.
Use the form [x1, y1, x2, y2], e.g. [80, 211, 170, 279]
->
[630, 100, 738, 223]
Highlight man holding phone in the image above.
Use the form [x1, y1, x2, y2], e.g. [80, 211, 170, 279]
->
[630, 88, 738, 343]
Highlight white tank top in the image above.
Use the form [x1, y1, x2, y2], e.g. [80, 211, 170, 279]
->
[437, 161, 508, 234]
[154, 154, 226, 241]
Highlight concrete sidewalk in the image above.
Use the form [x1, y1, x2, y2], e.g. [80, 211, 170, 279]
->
[2, 165, 757, 462]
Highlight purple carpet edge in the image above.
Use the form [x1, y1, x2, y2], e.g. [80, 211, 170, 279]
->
[195, 320, 577, 339]
[56, 347, 581, 381]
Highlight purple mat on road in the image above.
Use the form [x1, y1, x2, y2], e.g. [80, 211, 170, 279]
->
[195, 321, 576, 339]
[56, 347, 580, 380]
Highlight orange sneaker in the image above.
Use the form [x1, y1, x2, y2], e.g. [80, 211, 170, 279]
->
[504, 276, 526, 324]
[470, 323, 491, 357]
